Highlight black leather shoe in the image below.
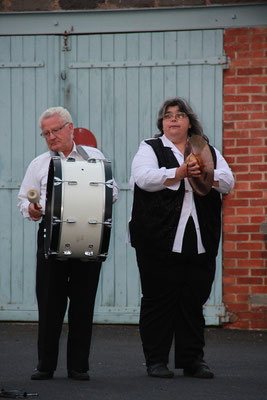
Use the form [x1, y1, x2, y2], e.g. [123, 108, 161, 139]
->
[147, 363, 174, 378]
[68, 370, 90, 381]
[31, 369, 54, 380]
[183, 360, 214, 379]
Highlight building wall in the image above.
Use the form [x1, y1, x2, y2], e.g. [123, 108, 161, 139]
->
[223, 27, 267, 330]
[0, 0, 267, 12]
[0, 3, 267, 330]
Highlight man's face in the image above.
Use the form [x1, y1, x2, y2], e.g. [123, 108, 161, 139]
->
[41, 114, 73, 155]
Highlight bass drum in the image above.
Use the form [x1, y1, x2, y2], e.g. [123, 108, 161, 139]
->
[44, 156, 113, 262]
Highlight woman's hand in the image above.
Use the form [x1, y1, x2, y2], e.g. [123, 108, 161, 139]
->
[185, 153, 202, 178]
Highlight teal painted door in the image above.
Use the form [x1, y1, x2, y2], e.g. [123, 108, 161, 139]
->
[0, 30, 226, 324]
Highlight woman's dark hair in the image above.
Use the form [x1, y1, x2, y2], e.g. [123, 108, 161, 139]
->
[155, 97, 209, 143]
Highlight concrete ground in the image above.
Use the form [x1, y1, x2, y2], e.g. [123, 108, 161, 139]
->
[0, 323, 267, 400]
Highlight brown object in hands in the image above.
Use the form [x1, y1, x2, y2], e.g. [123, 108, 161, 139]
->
[184, 135, 214, 196]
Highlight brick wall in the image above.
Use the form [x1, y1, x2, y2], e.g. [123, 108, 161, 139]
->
[0, 0, 266, 12]
[223, 27, 267, 330]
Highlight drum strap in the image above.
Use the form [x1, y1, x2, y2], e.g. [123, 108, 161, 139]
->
[76, 145, 90, 161]
[50, 146, 90, 161]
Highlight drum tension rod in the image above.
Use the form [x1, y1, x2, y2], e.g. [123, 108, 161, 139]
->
[88, 219, 112, 227]
[53, 218, 76, 224]
[89, 179, 113, 189]
[54, 177, 77, 186]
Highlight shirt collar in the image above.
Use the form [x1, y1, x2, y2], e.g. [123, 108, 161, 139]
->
[160, 134, 184, 156]
[49, 141, 76, 159]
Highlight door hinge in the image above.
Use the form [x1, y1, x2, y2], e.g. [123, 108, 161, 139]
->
[223, 56, 230, 70]
[62, 27, 74, 52]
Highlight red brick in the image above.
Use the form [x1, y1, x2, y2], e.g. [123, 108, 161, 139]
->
[223, 259, 237, 268]
[251, 27, 267, 35]
[251, 320, 267, 329]
[236, 155, 263, 164]
[230, 165, 249, 173]
[224, 76, 250, 85]
[237, 277, 263, 285]
[223, 268, 249, 276]
[251, 251, 267, 259]
[250, 147, 267, 156]
[223, 276, 236, 285]
[225, 28, 250, 36]
[251, 268, 267, 276]
[224, 130, 249, 138]
[224, 233, 249, 241]
[224, 104, 236, 112]
[236, 294, 250, 302]
[250, 164, 267, 172]
[236, 173, 262, 181]
[251, 286, 267, 294]
[251, 95, 267, 102]
[237, 224, 260, 233]
[228, 303, 249, 312]
[236, 191, 262, 199]
[224, 95, 249, 103]
[250, 130, 267, 138]
[224, 216, 249, 224]
[225, 43, 250, 53]
[239, 311, 263, 319]
[231, 59, 250, 68]
[251, 77, 267, 85]
[223, 147, 249, 155]
[236, 121, 263, 129]
[237, 243, 263, 251]
[251, 182, 267, 190]
[238, 50, 265, 58]
[237, 260, 263, 267]
[224, 242, 236, 250]
[223, 251, 249, 259]
[224, 285, 249, 294]
[222, 225, 236, 233]
[224, 86, 236, 94]
[236, 103, 262, 111]
[251, 216, 266, 223]
[226, 320, 250, 329]
[237, 68, 263, 76]
[251, 59, 267, 67]
[237, 85, 263, 94]
[250, 199, 267, 206]
[223, 294, 236, 302]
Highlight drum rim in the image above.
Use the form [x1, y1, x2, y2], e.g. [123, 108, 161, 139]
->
[98, 159, 113, 260]
[44, 156, 62, 257]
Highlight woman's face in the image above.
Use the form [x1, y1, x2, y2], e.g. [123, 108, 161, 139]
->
[162, 105, 191, 145]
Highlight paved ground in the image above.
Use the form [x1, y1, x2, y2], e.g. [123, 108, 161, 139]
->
[0, 323, 267, 400]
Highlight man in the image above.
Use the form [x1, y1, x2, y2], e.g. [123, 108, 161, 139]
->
[18, 106, 119, 381]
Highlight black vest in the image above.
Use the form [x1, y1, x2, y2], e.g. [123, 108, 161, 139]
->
[129, 138, 222, 258]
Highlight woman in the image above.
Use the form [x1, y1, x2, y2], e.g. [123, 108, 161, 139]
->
[129, 97, 234, 379]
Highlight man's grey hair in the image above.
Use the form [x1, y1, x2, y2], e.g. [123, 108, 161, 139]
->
[39, 106, 72, 128]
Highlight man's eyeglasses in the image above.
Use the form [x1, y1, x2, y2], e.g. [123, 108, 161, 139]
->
[163, 112, 187, 120]
[41, 122, 69, 138]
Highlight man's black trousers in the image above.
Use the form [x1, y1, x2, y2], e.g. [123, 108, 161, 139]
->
[36, 221, 101, 373]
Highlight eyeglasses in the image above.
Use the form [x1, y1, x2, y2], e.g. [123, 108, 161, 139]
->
[163, 112, 187, 120]
[41, 122, 69, 138]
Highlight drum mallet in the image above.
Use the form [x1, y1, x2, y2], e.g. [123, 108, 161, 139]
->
[27, 189, 41, 210]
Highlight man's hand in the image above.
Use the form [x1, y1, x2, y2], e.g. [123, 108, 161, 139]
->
[28, 202, 42, 221]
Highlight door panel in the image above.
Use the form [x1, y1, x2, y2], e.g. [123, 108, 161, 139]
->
[0, 29, 225, 325]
